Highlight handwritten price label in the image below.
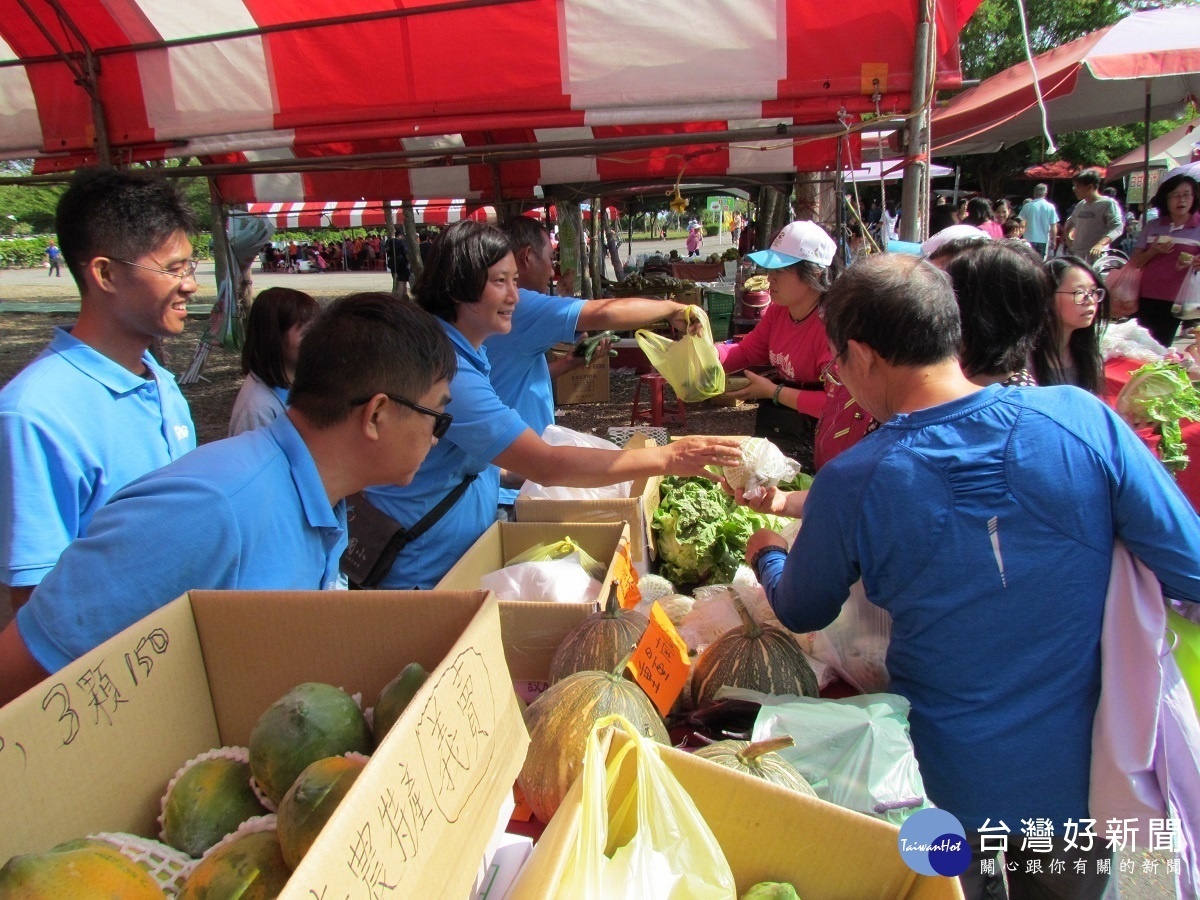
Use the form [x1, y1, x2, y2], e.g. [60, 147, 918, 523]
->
[613, 541, 642, 610]
[627, 602, 689, 716]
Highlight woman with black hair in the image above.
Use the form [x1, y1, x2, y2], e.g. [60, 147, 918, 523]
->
[229, 286, 319, 436]
[360, 220, 740, 589]
[1033, 257, 1109, 395]
[945, 240, 1054, 388]
[1126, 172, 1200, 347]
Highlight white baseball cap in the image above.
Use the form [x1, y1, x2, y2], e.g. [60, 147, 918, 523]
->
[747, 221, 837, 269]
[920, 224, 990, 259]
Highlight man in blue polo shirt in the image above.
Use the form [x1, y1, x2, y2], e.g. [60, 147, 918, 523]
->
[0, 169, 200, 611]
[486, 216, 694, 507]
[0, 294, 456, 706]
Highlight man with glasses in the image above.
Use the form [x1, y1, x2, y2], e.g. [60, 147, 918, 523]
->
[0, 169, 198, 614]
[738, 254, 1200, 900]
[0, 294, 456, 704]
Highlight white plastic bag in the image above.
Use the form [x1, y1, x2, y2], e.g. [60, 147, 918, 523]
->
[518, 425, 632, 501]
[722, 437, 803, 501]
[479, 554, 602, 604]
[801, 581, 892, 695]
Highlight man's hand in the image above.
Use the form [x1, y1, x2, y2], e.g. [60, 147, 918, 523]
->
[746, 528, 788, 563]
[664, 436, 743, 478]
[1087, 242, 1110, 260]
[666, 302, 694, 334]
[547, 353, 588, 378]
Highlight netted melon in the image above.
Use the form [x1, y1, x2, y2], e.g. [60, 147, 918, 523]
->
[248, 682, 373, 807]
[177, 828, 290, 900]
[277, 755, 366, 869]
[161, 749, 269, 857]
[0, 837, 166, 899]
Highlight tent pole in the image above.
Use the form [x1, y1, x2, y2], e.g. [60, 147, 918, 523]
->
[1141, 81, 1152, 229]
[900, 0, 933, 243]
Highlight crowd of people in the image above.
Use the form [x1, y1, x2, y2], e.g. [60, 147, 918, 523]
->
[1, 165, 1198, 899]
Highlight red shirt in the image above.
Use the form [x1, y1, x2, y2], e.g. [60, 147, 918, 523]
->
[718, 304, 832, 418]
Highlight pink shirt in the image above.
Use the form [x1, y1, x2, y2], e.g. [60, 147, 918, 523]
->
[717, 304, 832, 418]
[979, 221, 1004, 240]
[1135, 211, 1200, 301]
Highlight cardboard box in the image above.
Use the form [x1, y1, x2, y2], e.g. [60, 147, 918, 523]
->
[0, 590, 527, 900]
[436, 521, 636, 611]
[497, 600, 598, 704]
[513, 434, 662, 572]
[551, 345, 610, 405]
[507, 731, 964, 899]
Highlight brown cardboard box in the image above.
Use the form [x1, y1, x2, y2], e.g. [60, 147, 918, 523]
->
[0, 590, 527, 900]
[513, 434, 661, 572]
[550, 344, 610, 405]
[435, 521, 635, 608]
[507, 730, 964, 899]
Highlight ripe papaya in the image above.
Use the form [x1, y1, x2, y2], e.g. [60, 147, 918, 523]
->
[276, 755, 365, 869]
[161, 752, 269, 857]
[0, 837, 165, 898]
[177, 829, 290, 900]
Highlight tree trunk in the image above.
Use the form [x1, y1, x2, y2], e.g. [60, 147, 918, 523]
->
[402, 202, 423, 282]
[557, 201, 583, 297]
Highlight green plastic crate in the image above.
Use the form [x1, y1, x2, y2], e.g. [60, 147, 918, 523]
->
[704, 289, 735, 341]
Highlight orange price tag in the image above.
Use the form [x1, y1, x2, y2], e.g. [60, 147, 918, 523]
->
[613, 541, 642, 610]
[626, 601, 690, 716]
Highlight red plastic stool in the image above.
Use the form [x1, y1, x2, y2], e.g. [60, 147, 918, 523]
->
[630, 373, 687, 428]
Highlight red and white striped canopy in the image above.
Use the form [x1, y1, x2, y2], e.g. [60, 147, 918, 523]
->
[244, 200, 496, 229]
[0, 0, 981, 199]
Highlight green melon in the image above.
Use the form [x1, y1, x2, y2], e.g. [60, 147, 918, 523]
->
[0, 838, 166, 899]
[177, 830, 290, 900]
[161, 753, 270, 857]
[371, 663, 428, 741]
[741, 883, 801, 900]
[277, 755, 366, 869]
[249, 683, 373, 807]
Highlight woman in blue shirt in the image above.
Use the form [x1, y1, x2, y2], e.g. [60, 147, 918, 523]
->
[364, 221, 741, 589]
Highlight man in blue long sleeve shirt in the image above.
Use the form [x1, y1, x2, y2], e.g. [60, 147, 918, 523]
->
[742, 254, 1200, 900]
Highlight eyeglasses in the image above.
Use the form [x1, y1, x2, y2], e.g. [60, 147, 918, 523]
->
[113, 257, 200, 282]
[352, 393, 453, 439]
[821, 360, 842, 387]
[1057, 287, 1106, 306]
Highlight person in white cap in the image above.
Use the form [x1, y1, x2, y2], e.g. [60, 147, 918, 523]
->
[718, 220, 839, 470]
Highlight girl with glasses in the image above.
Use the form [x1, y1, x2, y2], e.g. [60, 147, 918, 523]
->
[1032, 257, 1109, 394]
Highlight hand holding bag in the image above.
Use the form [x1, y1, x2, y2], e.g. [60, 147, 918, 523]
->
[635, 307, 725, 402]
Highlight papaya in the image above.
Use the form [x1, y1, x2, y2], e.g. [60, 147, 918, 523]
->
[371, 663, 428, 741]
[276, 755, 366, 869]
[0, 837, 165, 898]
[161, 753, 270, 857]
[177, 829, 290, 900]
[249, 683, 373, 807]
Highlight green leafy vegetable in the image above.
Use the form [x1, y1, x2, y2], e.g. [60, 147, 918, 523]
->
[1116, 361, 1200, 472]
[652, 477, 790, 586]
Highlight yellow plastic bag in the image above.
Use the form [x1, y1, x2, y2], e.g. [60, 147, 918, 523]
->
[559, 714, 736, 899]
[636, 307, 726, 402]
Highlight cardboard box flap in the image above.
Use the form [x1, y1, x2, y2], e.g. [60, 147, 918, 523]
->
[509, 731, 963, 900]
[283, 591, 528, 900]
[188, 589, 488, 745]
[497, 601, 598, 682]
[0, 596, 218, 859]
